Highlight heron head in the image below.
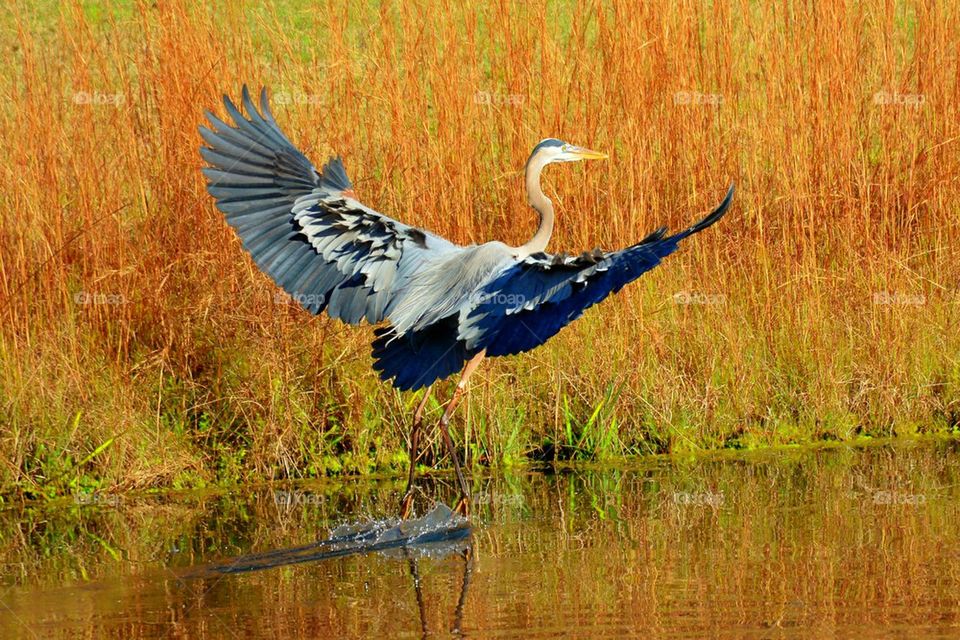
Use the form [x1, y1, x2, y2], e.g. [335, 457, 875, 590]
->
[529, 138, 608, 166]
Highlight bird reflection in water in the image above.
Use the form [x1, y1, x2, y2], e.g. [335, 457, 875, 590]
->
[182, 503, 474, 636]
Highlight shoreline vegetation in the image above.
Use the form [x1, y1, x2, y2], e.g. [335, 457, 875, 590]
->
[5, 432, 959, 509]
[1, 1, 958, 500]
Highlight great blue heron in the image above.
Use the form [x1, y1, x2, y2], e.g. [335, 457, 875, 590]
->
[200, 87, 734, 518]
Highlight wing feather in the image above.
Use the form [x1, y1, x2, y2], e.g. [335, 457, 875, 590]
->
[459, 186, 734, 356]
[199, 86, 462, 328]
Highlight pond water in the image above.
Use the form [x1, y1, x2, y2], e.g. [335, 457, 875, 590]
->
[2, 440, 959, 638]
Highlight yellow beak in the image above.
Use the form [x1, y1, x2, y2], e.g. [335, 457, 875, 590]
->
[565, 145, 608, 161]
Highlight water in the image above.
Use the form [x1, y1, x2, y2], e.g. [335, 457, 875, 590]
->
[2, 440, 959, 638]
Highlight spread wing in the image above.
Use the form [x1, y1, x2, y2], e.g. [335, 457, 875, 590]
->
[199, 86, 460, 325]
[459, 186, 734, 356]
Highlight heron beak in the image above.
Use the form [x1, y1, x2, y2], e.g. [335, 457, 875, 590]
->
[564, 145, 608, 161]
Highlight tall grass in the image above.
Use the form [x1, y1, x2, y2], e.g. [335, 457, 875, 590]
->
[0, 0, 958, 497]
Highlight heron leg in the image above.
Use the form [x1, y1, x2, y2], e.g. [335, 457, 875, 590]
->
[435, 349, 486, 517]
[406, 554, 428, 636]
[400, 385, 433, 519]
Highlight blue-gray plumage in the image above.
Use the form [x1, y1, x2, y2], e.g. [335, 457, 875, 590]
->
[200, 86, 734, 517]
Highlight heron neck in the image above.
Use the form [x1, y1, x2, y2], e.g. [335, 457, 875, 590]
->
[516, 156, 554, 257]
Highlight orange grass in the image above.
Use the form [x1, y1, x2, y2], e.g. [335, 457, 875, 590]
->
[0, 0, 958, 496]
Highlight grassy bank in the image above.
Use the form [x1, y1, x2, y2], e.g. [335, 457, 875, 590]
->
[1, 0, 958, 499]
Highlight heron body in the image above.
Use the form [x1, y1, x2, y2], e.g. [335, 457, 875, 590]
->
[200, 87, 734, 516]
